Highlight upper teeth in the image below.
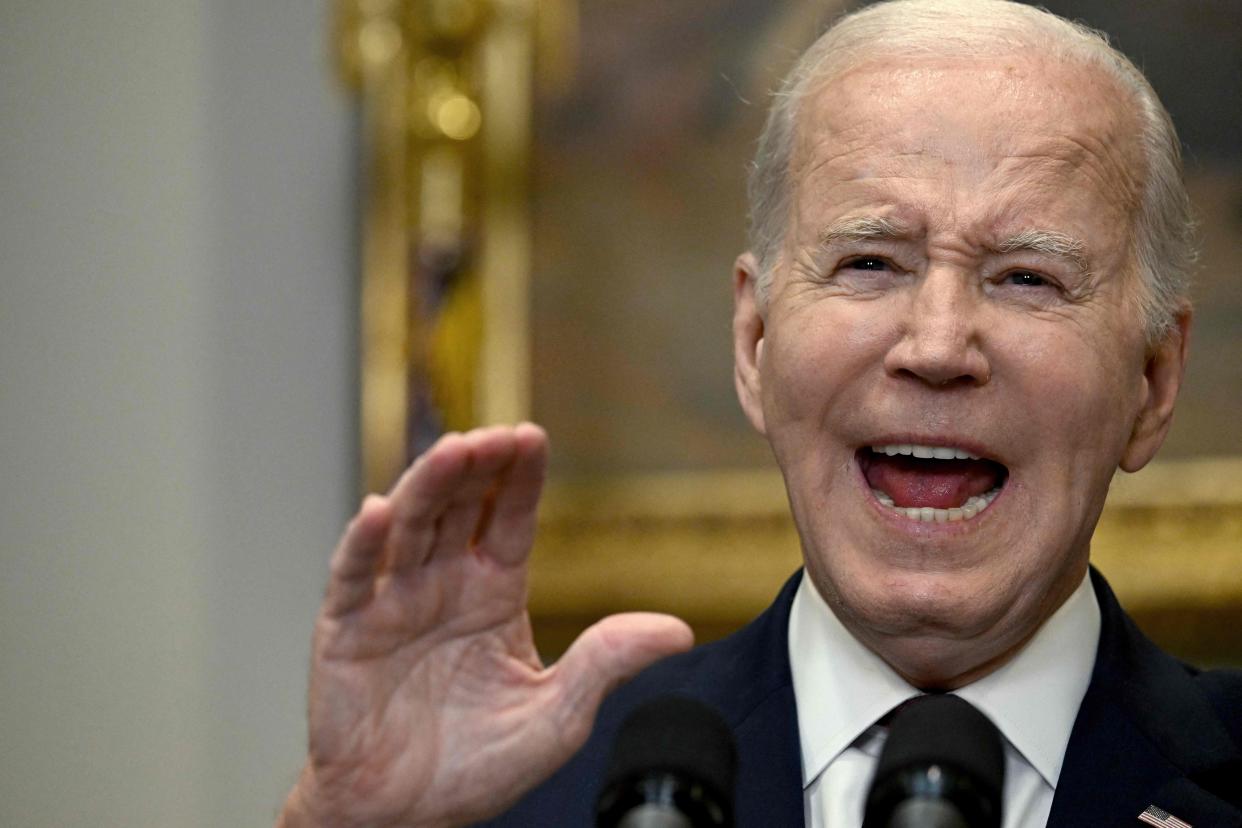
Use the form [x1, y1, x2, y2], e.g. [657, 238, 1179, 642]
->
[872, 444, 980, 461]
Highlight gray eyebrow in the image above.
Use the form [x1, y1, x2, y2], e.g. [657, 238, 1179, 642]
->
[816, 215, 916, 246]
[996, 230, 1091, 276]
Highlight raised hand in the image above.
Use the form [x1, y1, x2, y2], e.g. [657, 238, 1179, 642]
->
[278, 424, 693, 828]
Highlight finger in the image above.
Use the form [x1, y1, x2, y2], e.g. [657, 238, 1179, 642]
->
[551, 612, 694, 730]
[422, 427, 520, 564]
[387, 426, 521, 572]
[476, 422, 548, 567]
[322, 494, 393, 617]
[385, 431, 474, 571]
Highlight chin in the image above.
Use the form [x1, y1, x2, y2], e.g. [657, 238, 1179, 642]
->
[809, 557, 1040, 685]
[848, 566, 1007, 636]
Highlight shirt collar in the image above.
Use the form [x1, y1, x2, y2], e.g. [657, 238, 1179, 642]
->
[788, 569, 1100, 790]
[788, 572, 918, 787]
[954, 571, 1099, 788]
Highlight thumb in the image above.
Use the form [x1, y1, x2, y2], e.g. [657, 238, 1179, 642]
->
[552, 612, 694, 736]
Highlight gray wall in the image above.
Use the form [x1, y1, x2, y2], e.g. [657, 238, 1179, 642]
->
[1, 1, 356, 825]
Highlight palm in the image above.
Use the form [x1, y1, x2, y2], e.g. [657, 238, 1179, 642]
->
[283, 425, 692, 828]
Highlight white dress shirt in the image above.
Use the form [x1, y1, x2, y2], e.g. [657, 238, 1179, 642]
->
[788, 570, 1100, 828]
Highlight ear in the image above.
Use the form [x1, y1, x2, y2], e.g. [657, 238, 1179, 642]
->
[1119, 306, 1192, 473]
[733, 252, 767, 436]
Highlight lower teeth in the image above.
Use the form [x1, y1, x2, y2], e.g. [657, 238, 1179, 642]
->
[872, 487, 1001, 522]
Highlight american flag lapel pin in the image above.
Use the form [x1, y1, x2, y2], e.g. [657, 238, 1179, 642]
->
[1138, 804, 1192, 828]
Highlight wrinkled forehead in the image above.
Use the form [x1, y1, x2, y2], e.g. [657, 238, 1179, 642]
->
[790, 54, 1148, 224]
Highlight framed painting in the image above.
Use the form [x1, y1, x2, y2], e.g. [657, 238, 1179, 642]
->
[343, 0, 1242, 662]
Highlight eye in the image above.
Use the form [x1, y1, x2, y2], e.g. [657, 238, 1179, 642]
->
[820, 252, 908, 292]
[1001, 269, 1049, 288]
[841, 256, 891, 271]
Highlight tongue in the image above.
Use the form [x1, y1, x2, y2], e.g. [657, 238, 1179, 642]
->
[862, 453, 1003, 509]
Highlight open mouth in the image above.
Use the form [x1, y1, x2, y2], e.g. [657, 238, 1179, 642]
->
[857, 444, 1009, 523]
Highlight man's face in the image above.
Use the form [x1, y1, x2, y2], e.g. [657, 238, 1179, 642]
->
[733, 55, 1187, 686]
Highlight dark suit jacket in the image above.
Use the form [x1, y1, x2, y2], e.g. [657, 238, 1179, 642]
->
[481, 569, 1242, 826]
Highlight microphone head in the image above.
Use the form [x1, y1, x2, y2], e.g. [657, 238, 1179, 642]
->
[596, 695, 737, 828]
[863, 694, 1005, 828]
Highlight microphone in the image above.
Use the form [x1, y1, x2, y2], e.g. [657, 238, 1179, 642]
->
[862, 694, 1005, 828]
[595, 696, 737, 828]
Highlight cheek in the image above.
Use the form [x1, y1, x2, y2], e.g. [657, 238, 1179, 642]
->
[761, 303, 897, 423]
[998, 320, 1144, 456]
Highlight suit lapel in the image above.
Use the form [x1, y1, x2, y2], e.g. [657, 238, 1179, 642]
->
[680, 570, 806, 826]
[1049, 569, 1242, 826]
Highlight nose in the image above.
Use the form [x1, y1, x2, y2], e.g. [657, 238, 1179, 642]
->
[883, 268, 991, 387]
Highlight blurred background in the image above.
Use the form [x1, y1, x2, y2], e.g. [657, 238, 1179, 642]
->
[1, 1, 1238, 825]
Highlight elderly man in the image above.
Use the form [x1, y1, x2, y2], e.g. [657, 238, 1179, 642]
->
[278, 1, 1241, 826]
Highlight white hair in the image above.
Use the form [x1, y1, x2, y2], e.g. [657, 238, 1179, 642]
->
[747, 0, 1194, 344]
